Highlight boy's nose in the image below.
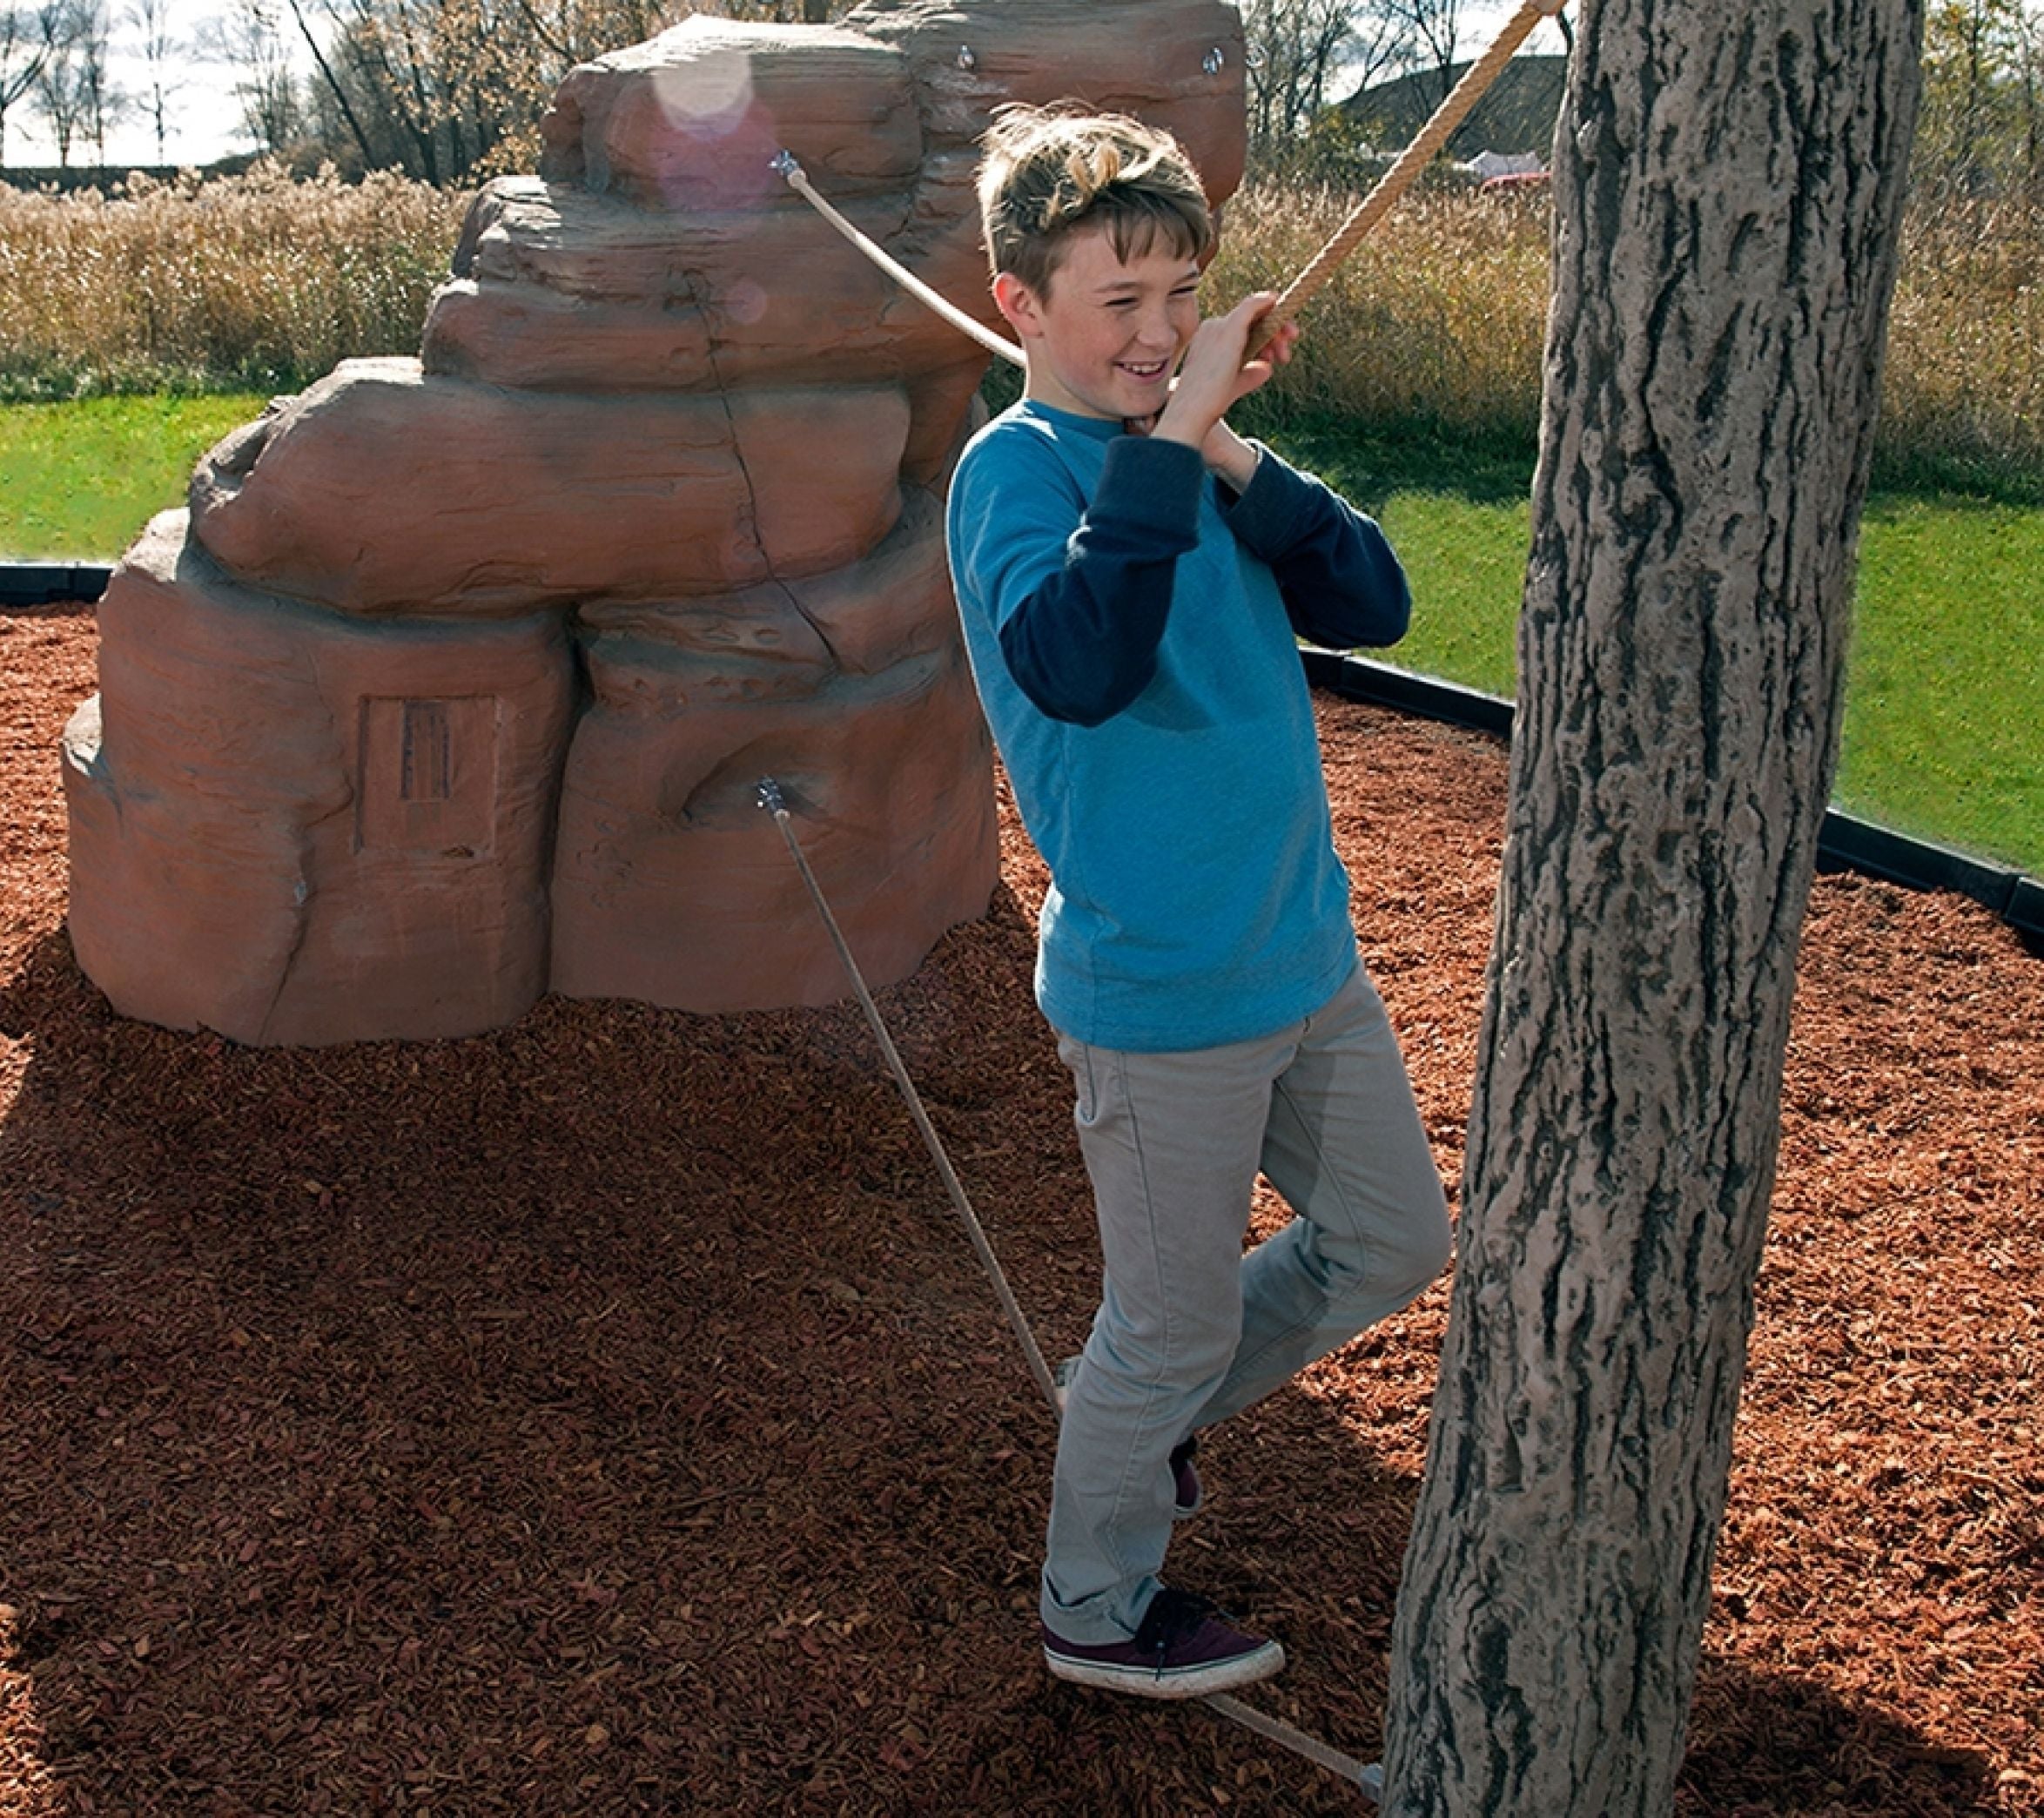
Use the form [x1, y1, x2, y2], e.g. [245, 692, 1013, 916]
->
[1132, 308, 1180, 349]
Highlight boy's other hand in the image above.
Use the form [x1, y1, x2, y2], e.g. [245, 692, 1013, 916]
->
[1130, 292, 1298, 488]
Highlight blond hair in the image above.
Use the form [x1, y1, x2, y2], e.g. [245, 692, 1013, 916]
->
[975, 105, 1214, 298]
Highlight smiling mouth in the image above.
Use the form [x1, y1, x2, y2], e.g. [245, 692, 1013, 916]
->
[1118, 360, 1170, 380]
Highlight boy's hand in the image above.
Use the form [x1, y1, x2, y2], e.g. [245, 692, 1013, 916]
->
[1126, 291, 1298, 487]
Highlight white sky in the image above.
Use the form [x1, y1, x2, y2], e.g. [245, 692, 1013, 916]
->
[1335, 0, 1570, 101]
[4, 0, 247, 169]
[2, 0, 1571, 175]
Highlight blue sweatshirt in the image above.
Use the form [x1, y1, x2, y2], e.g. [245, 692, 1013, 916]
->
[946, 399, 1410, 1051]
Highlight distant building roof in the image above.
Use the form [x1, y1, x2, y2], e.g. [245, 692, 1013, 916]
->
[1336, 53, 1567, 159]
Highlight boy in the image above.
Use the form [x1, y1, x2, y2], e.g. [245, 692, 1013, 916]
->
[945, 107, 1452, 1700]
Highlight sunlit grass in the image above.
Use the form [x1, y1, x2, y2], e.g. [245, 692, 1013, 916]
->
[1275, 424, 2044, 878]
[0, 393, 269, 557]
[1839, 495, 2044, 872]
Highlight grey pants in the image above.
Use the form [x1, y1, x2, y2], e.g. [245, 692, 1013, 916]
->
[1043, 963, 1451, 1643]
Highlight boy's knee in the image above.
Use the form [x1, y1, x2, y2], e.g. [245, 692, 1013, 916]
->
[1321, 1192, 1450, 1310]
[1377, 1195, 1452, 1303]
[1093, 1303, 1241, 1392]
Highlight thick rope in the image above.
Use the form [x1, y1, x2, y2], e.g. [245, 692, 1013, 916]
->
[1206, 1693, 1383, 1797]
[1269, 0, 1570, 327]
[770, 152, 1026, 367]
[757, 779, 1060, 1411]
[776, 0, 1565, 373]
[756, 778, 1382, 1802]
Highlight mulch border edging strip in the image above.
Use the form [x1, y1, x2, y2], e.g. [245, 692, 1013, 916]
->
[3, 576, 2033, 947]
[0, 559, 114, 606]
[1301, 647, 2044, 947]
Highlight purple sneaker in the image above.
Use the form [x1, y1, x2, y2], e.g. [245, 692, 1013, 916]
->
[1042, 1587, 1284, 1700]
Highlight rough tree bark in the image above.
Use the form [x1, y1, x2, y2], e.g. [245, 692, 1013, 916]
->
[1379, 1, 1924, 1811]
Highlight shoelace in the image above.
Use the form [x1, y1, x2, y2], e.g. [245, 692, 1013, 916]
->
[1134, 1588, 1222, 1679]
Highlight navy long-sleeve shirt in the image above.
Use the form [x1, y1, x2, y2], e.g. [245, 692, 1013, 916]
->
[992, 428, 1409, 726]
[946, 399, 1411, 1050]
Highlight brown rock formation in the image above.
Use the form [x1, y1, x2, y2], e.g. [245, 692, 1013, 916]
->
[64, 515, 575, 1046]
[63, 0, 1247, 1045]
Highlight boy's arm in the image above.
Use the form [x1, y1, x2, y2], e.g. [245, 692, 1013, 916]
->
[1144, 291, 1409, 650]
[1218, 444, 1412, 650]
[954, 434, 1206, 727]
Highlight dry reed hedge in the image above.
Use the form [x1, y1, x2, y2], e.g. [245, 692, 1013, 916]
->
[1214, 182, 1553, 445]
[1220, 179, 2044, 479]
[1879, 197, 2044, 476]
[0, 163, 470, 400]
[0, 165, 2037, 478]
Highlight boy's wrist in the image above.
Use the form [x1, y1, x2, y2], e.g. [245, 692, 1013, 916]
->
[1147, 402, 1213, 453]
[1205, 425, 1259, 493]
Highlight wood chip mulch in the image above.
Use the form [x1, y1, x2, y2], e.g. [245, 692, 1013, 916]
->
[3, 601, 2039, 1817]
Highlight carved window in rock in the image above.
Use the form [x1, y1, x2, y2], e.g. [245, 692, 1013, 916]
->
[356, 696, 499, 858]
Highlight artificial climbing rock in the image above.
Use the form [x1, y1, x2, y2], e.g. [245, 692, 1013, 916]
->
[63, 0, 1247, 1044]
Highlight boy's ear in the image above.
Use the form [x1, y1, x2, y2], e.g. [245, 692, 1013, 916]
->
[992, 271, 1042, 338]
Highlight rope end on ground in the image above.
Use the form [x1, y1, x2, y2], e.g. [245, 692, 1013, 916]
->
[1199, 1693, 1384, 1801]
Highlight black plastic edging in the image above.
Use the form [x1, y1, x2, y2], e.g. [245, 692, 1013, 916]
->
[1304, 647, 2044, 946]
[0, 561, 113, 606]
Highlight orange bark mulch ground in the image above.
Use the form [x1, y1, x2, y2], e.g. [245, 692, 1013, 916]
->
[3, 601, 2039, 1816]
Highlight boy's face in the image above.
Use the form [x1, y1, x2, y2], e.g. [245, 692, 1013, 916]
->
[993, 224, 1203, 425]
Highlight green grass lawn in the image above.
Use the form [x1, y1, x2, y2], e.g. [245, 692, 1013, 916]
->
[1276, 420, 2044, 878]
[0, 393, 271, 560]
[1843, 495, 2044, 872]
[4, 398, 2039, 879]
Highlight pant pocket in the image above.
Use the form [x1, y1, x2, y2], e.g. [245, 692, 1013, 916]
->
[1057, 1031, 1103, 1127]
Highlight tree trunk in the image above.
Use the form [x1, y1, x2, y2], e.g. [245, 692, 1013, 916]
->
[1379, 2, 1923, 1812]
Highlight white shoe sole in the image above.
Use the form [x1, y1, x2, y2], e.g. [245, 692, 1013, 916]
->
[1043, 1638, 1285, 1700]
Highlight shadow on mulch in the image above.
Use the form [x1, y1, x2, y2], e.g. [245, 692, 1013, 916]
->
[4, 610, 2040, 1813]
[0, 912, 2014, 1817]
[1683, 1663, 1998, 1817]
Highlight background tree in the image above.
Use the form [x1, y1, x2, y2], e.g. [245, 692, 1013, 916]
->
[1241, 0, 1410, 152]
[1382, 0, 1461, 108]
[126, 0, 184, 163]
[282, 0, 859, 181]
[1913, 0, 2044, 199]
[0, 1, 61, 165]
[304, 0, 514, 181]
[72, 0, 119, 163]
[29, 0, 91, 162]
[198, 0, 308, 155]
[1377, 0, 1926, 1810]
